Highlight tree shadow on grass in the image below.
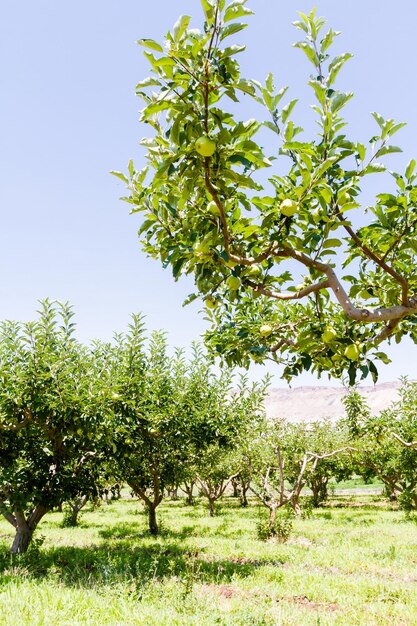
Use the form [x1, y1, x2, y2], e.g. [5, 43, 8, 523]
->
[0, 538, 277, 590]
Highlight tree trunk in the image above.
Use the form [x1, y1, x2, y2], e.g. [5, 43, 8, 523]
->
[208, 497, 215, 517]
[268, 505, 276, 530]
[66, 495, 88, 527]
[310, 477, 329, 507]
[183, 481, 195, 505]
[240, 481, 249, 507]
[10, 505, 49, 554]
[168, 486, 179, 500]
[291, 495, 303, 516]
[231, 478, 240, 498]
[11, 525, 32, 554]
[148, 503, 158, 535]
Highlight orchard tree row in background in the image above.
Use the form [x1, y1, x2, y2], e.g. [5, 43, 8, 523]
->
[116, 0, 417, 384]
[0, 300, 267, 552]
[2, 301, 417, 553]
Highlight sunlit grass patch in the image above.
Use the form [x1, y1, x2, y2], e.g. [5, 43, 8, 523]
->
[1, 493, 417, 625]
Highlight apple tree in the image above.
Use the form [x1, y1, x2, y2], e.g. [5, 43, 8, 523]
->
[115, 0, 417, 384]
[0, 301, 113, 553]
[109, 320, 193, 535]
[248, 416, 352, 526]
[343, 383, 417, 509]
[109, 315, 267, 532]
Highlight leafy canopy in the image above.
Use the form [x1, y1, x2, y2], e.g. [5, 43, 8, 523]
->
[115, 0, 417, 384]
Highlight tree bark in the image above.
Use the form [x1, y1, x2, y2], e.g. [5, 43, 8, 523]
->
[208, 497, 215, 517]
[240, 484, 249, 507]
[231, 478, 240, 498]
[148, 503, 158, 535]
[66, 495, 88, 526]
[268, 505, 276, 530]
[183, 481, 195, 505]
[10, 504, 48, 554]
[11, 525, 32, 554]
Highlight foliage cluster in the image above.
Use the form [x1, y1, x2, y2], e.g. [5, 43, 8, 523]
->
[116, 0, 417, 384]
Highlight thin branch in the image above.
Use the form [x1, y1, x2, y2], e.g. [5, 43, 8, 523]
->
[334, 208, 409, 305]
[74, 451, 97, 476]
[282, 245, 417, 323]
[0, 499, 16, 528]
[391, 433, 417, 448]
[244, 278, 330, 300]
[306, 446, 358, 462]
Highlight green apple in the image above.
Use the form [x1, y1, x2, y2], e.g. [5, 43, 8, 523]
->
[226, 276, 241, 291]
[280, 198, 298, 217]
[322, 328, 337, 343]
[338, 191, 351, 205]
[344, 343, 360, 361]
[207, 200, 221, 216]
[260, 324, 272, 337]
[195, 135, 216, 157]
[359, 289, 373, 300]
[194, 241, 211, 258]
[205, 295, 218, 309]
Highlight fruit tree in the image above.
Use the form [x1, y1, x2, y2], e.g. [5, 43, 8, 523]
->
[114, 1, 417, 384]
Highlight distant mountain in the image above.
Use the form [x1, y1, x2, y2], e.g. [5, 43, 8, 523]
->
[264, 381, 403, 422]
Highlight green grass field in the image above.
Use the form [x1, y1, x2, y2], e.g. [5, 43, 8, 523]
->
[1, 492, 417, 625]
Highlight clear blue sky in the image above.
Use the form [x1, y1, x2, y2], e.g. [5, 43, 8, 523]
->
[1, 1, 416, 387]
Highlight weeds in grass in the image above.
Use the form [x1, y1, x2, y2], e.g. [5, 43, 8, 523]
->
[257, 511, 293, 542]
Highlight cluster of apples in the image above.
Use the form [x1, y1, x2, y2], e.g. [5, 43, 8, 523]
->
[322, 326, 361, 361]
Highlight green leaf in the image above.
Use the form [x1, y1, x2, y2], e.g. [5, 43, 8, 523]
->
[321, 28, 340, 52]
[309, 79, 326, 105]
[137, 39, 164, 53]
[182, 293, 198, 307]
[405, 159, 416, 179]
[222, 44, 246, 57]
[362, 163, 386, 175]
[224, 3, 254, 23]
[220, 22, 248, 40]
[110, 171, 129, 184]
[173, 15, 191, 42]
[281, 99, 298, 124]
[200, 0, 215, 22]
[371, 111, 386, 129]
[327, 53, 353, 85]
[376, 145, 402, 157]
[293, 41, 318, 66]
[322, 238, 342, 249]
[330, 92, 353, 114]
[135, 77, 161, 90]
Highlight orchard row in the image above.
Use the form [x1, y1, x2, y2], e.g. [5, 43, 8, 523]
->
[1, 300, 416, 554]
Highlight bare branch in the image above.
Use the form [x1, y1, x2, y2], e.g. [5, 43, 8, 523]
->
[391, 433, 417, 448]
[282, 245, 417, 323]
[306, 446, 358, 461]
[244, 278, 331, 300]
[334, 209, 409, 305]
[0, 499, 16, 528]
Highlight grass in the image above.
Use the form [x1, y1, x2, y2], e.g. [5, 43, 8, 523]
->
[1, 493, 417, 625]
